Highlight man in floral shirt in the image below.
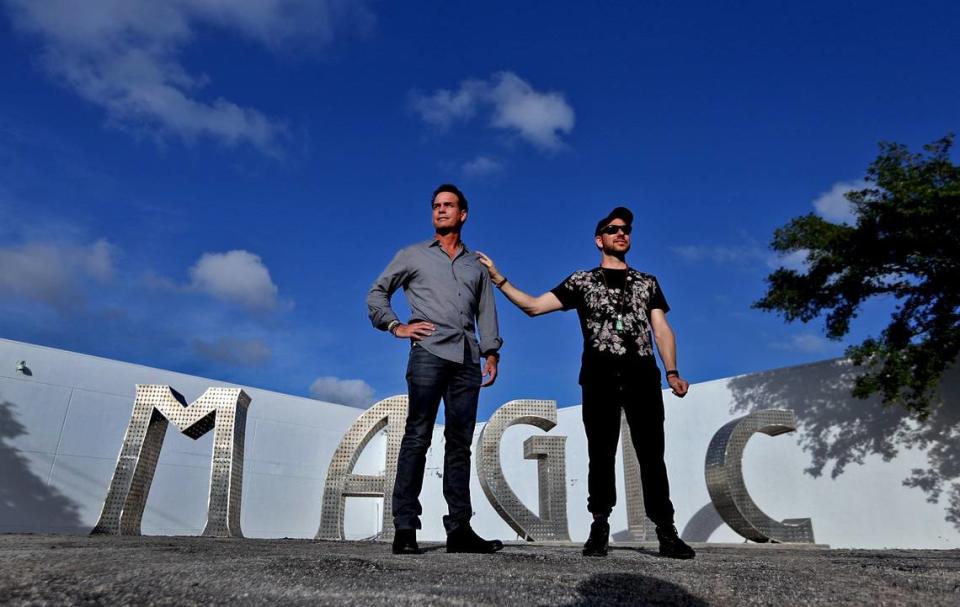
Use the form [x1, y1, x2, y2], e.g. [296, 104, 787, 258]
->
[476, 206, 695, 559]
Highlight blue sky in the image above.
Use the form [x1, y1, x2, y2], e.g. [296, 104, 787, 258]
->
[1, 0, 958, 418]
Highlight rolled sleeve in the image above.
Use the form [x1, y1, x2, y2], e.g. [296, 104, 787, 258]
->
[366, 250, 408, 331]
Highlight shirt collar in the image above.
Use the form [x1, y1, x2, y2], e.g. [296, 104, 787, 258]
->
[594, 266, 634, 281]
[429, 239, 470, 253]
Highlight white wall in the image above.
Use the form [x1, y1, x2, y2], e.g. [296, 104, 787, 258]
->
[0, 337, 375, 538]
[1, 337, 957, 548]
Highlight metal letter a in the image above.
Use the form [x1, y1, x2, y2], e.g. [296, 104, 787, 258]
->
[316, 395, 407, 541]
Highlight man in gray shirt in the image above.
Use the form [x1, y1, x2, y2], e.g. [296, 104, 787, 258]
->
[367, 184, 503, 555]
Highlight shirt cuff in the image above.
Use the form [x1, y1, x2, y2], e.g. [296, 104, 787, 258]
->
[375, 314, 400, 331]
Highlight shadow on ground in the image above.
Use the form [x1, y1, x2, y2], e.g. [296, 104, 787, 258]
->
[680, 502, 724, 542]
[566, 573, 708, 606]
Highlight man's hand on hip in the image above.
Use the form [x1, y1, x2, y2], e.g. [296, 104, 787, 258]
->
[394, 321, 435, 341]
[481, 355, 499, 387]
[667, 375, 689, 398]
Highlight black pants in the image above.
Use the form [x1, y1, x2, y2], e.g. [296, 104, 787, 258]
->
[392, 344, 481, 533]
[581, 363, 675, 527]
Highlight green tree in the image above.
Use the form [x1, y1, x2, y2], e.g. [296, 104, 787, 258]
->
[756, 134, 960, 418]
[755, 135, 960, 529]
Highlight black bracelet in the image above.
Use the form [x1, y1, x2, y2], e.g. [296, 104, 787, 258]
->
[665, 369, 680, 378]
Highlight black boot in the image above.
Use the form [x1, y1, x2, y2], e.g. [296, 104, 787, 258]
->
[656, 524, 695, 559]
[392, 528, 421, 555]
[582, 518, 610, 557]
[446, 524, 503, 554]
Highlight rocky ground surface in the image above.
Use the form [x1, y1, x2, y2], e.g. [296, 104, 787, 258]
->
[0, 534, 957, 606]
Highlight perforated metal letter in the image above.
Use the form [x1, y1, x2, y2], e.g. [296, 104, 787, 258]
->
[316, 395, 407, 541]
[91, 385, 251, 537]
[705, 408, 815, 543]
[476, 399, 570, 541]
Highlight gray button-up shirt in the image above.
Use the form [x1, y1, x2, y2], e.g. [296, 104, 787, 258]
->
[367, 239, 502, 364]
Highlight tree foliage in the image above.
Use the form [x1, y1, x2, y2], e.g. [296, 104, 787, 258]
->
[755, 135, 960, 418]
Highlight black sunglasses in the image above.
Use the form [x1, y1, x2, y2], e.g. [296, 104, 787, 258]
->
[600, 224, 632, 236]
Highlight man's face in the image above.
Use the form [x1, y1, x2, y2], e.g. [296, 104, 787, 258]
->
[432, 191, 467, 233]
[595, 219, 632, 255]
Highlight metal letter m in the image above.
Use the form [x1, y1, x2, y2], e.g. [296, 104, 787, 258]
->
[91, 385, 251, 537]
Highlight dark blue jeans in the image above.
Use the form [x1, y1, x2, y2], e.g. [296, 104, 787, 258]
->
[392, 344, 481, 533]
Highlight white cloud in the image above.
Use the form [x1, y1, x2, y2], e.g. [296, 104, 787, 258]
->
[673, 243, 814, 273]
[766, 248, 811, 272]
[773, 333, 835, 354]
[193, 336, 272, 367]
[82, 239, 115, 281]
[309, 376, 375, 408]
[487, 72, 575, 150]
[410, 71, 575, 151]
[410, 80, 486, 129]
[142, 270, 179, 291]
[0, 239, 115, 311]
[813, 180, 867, 224]
[461, 155, 502, 178]
[189, 250, 280, 311]
[6, 0, 372, 152]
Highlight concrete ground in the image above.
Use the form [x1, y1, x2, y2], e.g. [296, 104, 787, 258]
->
[0, 534, 957, 606]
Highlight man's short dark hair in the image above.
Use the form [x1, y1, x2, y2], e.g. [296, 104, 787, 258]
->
[432, 183, 468, 212]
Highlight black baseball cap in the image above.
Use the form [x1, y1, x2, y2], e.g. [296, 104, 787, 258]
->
[595, 206, 634, 235]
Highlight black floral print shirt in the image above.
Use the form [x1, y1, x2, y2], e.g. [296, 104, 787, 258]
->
[551, 268, 669, 383]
